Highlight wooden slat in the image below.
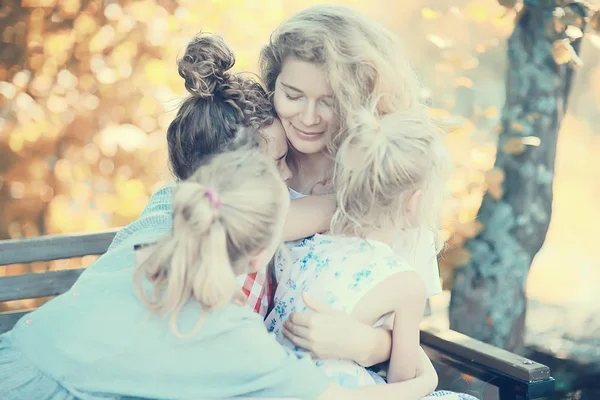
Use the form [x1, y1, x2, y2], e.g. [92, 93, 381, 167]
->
[420, 326, 551, 383]
[0, 268, 85, 302]
[0, 229, 118, 266]
[0, 310, 29, 334]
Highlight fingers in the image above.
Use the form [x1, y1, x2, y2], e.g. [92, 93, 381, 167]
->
[288, 311, 312, 328]
[302, 292, 334, 313]
[283, 327, 313, 351]
[284, 320, 310, 339]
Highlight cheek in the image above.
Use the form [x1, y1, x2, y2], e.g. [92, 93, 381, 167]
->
[273, 92, 298, 120]
[322, 108, 335, 126]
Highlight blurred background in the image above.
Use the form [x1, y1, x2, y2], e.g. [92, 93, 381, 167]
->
[0, 0, 598, 398]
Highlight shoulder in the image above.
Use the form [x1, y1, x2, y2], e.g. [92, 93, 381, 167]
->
[382, 269, 427, 307]
[108, 185, 174, 251]
[141, 184, 175, 215]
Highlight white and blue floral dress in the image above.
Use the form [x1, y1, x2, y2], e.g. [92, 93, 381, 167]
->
[266, 233, 415, 388]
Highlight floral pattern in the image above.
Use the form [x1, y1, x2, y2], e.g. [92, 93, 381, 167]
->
[266, 234, 414, 388]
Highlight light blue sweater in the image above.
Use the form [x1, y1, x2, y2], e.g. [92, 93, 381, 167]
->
[0, 185, 329, 400]
[108, 183, 175, 251]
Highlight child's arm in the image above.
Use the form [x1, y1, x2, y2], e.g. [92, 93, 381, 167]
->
[318, 347, 438, 400]
[387, 271, 428, 383]
[283, 195, 336, 242]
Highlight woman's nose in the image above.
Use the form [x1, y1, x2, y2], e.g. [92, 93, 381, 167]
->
[299, 102, 321, 127]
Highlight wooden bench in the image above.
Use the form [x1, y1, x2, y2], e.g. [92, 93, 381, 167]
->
[0, 229, 555, 399]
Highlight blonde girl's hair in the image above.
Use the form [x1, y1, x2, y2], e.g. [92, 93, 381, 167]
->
[134, 148, 288, 336]
[259, 4, 423, 152]
[331, 108, 453, 254]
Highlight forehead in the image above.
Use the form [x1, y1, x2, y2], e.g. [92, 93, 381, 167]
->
[277, 58, 332, 97]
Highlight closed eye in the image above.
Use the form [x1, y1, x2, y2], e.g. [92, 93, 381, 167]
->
[285, 93, 302, 101]
[320, 98, 333, 107]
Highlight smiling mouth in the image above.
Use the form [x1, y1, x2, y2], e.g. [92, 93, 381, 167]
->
[292, 125, 324, 137]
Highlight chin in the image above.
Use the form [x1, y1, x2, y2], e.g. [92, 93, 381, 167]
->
[289, 137, 327, 155]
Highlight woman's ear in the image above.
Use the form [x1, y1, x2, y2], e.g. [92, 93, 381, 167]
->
[406, 189, 422, 216]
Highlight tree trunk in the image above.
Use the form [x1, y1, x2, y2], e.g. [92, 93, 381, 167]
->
[448, 0, 588, 352]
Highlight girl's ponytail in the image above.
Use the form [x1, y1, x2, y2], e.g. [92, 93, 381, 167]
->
[135, 183, 239, 337]
[134, 149, 289, 337]
[191, 221, 239, 311]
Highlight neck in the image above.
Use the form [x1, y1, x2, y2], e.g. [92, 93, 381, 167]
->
[360, 227, 397, 247]
[290, 149, 334, 194]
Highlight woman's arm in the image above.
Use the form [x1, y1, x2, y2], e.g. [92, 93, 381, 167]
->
[283, 195, 336, 242]
[318, 347, 438, 400]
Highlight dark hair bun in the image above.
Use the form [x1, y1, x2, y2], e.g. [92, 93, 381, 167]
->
[177, 33, 236, 98]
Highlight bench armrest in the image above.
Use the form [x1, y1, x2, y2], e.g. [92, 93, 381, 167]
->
[372, 327, 554, 399]
[420, 327, 554, 399]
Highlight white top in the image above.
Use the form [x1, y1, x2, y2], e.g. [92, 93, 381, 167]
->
[288, 188, 442, 298]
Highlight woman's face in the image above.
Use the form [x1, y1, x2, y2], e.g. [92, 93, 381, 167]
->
[260, 119, 293, 183]
[273, 58, 335, 155]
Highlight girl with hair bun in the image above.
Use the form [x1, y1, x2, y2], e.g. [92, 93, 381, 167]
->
[167, 33, 287, 181]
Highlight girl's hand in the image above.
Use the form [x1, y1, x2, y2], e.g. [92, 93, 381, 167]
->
[415, 346, 438, 390]
[283, 292, 372, 362]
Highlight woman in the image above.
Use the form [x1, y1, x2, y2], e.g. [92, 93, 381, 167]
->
[260, 4, 444, 362]
[259, 6, 482, 399]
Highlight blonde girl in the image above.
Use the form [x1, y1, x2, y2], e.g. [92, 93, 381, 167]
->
[267, 109, 453, 390]
[0, 148, 438, 400]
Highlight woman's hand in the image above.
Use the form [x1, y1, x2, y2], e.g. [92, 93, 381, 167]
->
[283, 292, 377, 363]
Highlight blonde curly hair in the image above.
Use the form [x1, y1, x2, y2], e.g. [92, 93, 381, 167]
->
[259, 4, 426, 152]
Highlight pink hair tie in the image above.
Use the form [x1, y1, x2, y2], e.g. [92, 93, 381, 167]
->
[206, 189, 222, 209]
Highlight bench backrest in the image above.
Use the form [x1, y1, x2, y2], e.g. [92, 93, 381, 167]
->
[0, 229, 118, 333]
